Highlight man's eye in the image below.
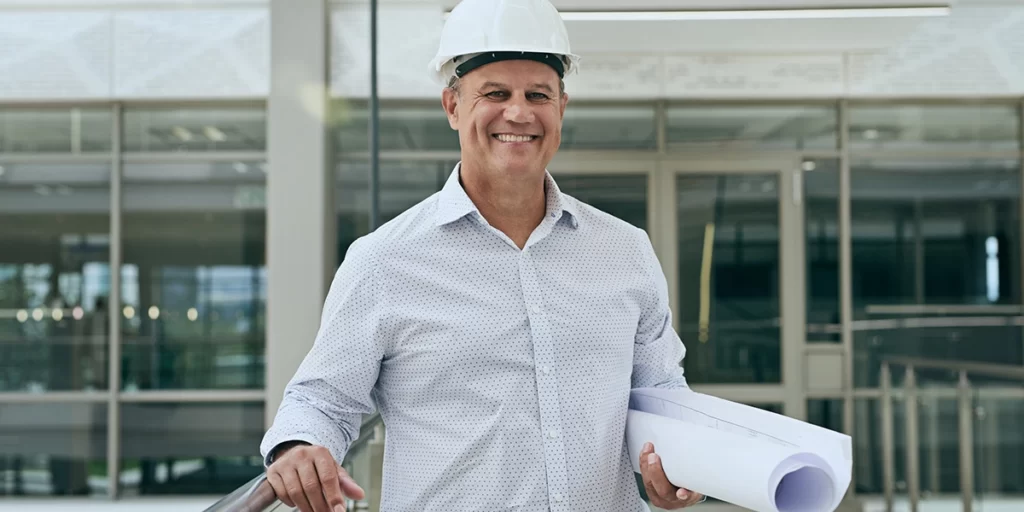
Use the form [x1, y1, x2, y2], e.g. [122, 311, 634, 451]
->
[486, 91, 507, 99]
[528, 93, 550, 101]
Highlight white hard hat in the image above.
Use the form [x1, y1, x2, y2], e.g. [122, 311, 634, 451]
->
[429, 0, 580, 86]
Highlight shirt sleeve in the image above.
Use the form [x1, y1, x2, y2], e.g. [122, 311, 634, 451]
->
[260, 236, 388, 467]
[631, 227, 689, 390]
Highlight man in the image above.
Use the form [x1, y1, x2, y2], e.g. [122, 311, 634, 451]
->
[261, 0, 704, 510]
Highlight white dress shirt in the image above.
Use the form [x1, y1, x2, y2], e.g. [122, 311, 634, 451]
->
[262, 163, 689, 511]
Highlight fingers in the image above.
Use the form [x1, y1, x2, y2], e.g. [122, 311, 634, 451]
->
[267, 468, 295, 509]
[298, 461, 332, 512]
[338, 467, 366, 501]
[313, 455, 348, 512]
[282, 467, 314, 512]
[641, 445, 677, 501]
[640, 442, 706, 508]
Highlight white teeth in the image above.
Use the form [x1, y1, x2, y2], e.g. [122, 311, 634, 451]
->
[496, 134, 534, 143]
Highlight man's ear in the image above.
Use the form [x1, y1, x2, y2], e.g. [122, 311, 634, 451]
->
[441, 88, 459, 130]
[559, 92, 569, 119]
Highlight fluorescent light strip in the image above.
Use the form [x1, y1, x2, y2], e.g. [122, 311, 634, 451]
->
[558, 7, 950, 22]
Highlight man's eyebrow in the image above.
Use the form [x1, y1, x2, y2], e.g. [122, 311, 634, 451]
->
[478, 81, 555, 93]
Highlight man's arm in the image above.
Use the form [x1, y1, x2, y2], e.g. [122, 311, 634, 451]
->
[261, 236, 389, 468]
[631, 228, 688, 390]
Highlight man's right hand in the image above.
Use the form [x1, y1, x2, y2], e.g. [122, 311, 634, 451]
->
[266, 442, 366, 512]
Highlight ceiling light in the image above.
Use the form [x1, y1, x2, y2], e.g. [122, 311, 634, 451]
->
[171, 126, 193, 142]
[204, 126, 227, 142]
[554, 7, 950, 22]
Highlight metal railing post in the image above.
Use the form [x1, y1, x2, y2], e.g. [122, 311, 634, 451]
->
[881, 362, 895, 512]
[958, 371, 974, 512]
[905, 366, 920, 512]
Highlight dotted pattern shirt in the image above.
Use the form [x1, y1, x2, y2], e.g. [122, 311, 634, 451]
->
[262, 163, 689, 512]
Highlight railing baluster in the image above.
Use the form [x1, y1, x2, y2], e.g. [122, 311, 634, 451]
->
[881, 362, 895, 512]
[905, 366, 920, 512]
[958, 371, 974, 512]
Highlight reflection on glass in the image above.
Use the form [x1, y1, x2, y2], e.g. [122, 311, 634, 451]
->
[0, 403, 107, 496]
[122, 162, 266, 390]
[849, 104, 1020, 151]
[123, 107, 266, 152]
[0, 163, 111, 391]
[667, 105, 837, 151]
[851, 160, 1022, 387]
[553, 174, 647, 230]
[0, 108, 112, 153]
[120, 402, 264, 496]
[677, 174, 780, 384]
[805, 159, 841, 342]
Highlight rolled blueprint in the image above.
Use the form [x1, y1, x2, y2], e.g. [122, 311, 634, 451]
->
[626, 388, 852, 512]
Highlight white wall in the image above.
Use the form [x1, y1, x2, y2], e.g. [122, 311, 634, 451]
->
[0, 0, 1023, 100]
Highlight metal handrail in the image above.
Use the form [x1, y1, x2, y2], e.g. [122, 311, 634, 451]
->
[878, 357, 1024, 512]
[201, 413, 385, 512]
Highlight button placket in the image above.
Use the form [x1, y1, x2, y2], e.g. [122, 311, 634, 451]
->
[518, 251, 570, 510]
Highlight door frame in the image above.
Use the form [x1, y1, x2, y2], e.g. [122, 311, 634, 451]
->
[661, 156, 807, 419]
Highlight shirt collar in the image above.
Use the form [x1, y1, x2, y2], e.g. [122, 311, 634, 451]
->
[435, 162, 580, 229]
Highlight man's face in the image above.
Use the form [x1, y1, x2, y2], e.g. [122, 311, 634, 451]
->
[442, 59, 568, 179]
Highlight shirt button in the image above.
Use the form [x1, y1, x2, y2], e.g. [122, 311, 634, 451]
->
[531, 305, 541, 314]
[554, 493, 563, 503]
[542, 366, 551, 374]
[548, 430, 559, 439]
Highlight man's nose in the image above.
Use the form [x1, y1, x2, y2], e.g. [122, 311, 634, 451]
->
[504, 96, 535, 124]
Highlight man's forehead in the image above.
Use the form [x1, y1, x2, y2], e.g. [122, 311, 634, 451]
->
[462, 60, 560, 88]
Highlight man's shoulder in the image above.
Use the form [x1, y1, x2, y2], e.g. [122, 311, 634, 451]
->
[342, 192, 443, 260]
[561, 193, 646, 239]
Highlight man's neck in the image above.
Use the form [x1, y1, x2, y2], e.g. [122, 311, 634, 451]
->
[459, 162, 547, 249]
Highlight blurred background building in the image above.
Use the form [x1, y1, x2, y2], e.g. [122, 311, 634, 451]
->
[0, 0, 1022, 510]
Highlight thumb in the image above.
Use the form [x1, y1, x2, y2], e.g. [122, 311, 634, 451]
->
[340, 473, 366, 500]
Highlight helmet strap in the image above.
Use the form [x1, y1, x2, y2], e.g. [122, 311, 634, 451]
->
[454, 51, 565, 80]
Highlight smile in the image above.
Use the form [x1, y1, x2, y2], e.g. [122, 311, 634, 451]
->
[493, 134, 538, 143]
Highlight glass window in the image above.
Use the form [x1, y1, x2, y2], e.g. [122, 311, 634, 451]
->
[853, 398, 904, 494]
[677, 174, 781, 384]
[123, 107, 266, 152]
[560, 106, 656, 150]
[851, 160, 1022, 388]
[120, 402, 264, 496]
[667, 105, 837, 151]
[121, 161, 266, 391]
[974, 395, 1024, 494]
[805, 159, 841, 343]
[333, 104, 458, 153]
[0, 108, 112, 154]
[807, 398, 844, 433]
[849, 104, 1020, 151]
[0, 163, 111, 391]
[554, 174, 648, 230]
[0, 403, 108, 496]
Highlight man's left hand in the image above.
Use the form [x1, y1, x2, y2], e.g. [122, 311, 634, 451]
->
[639, 442, 705, 509]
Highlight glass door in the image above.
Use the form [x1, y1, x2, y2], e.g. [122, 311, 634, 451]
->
[660, 158, 805, 417]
